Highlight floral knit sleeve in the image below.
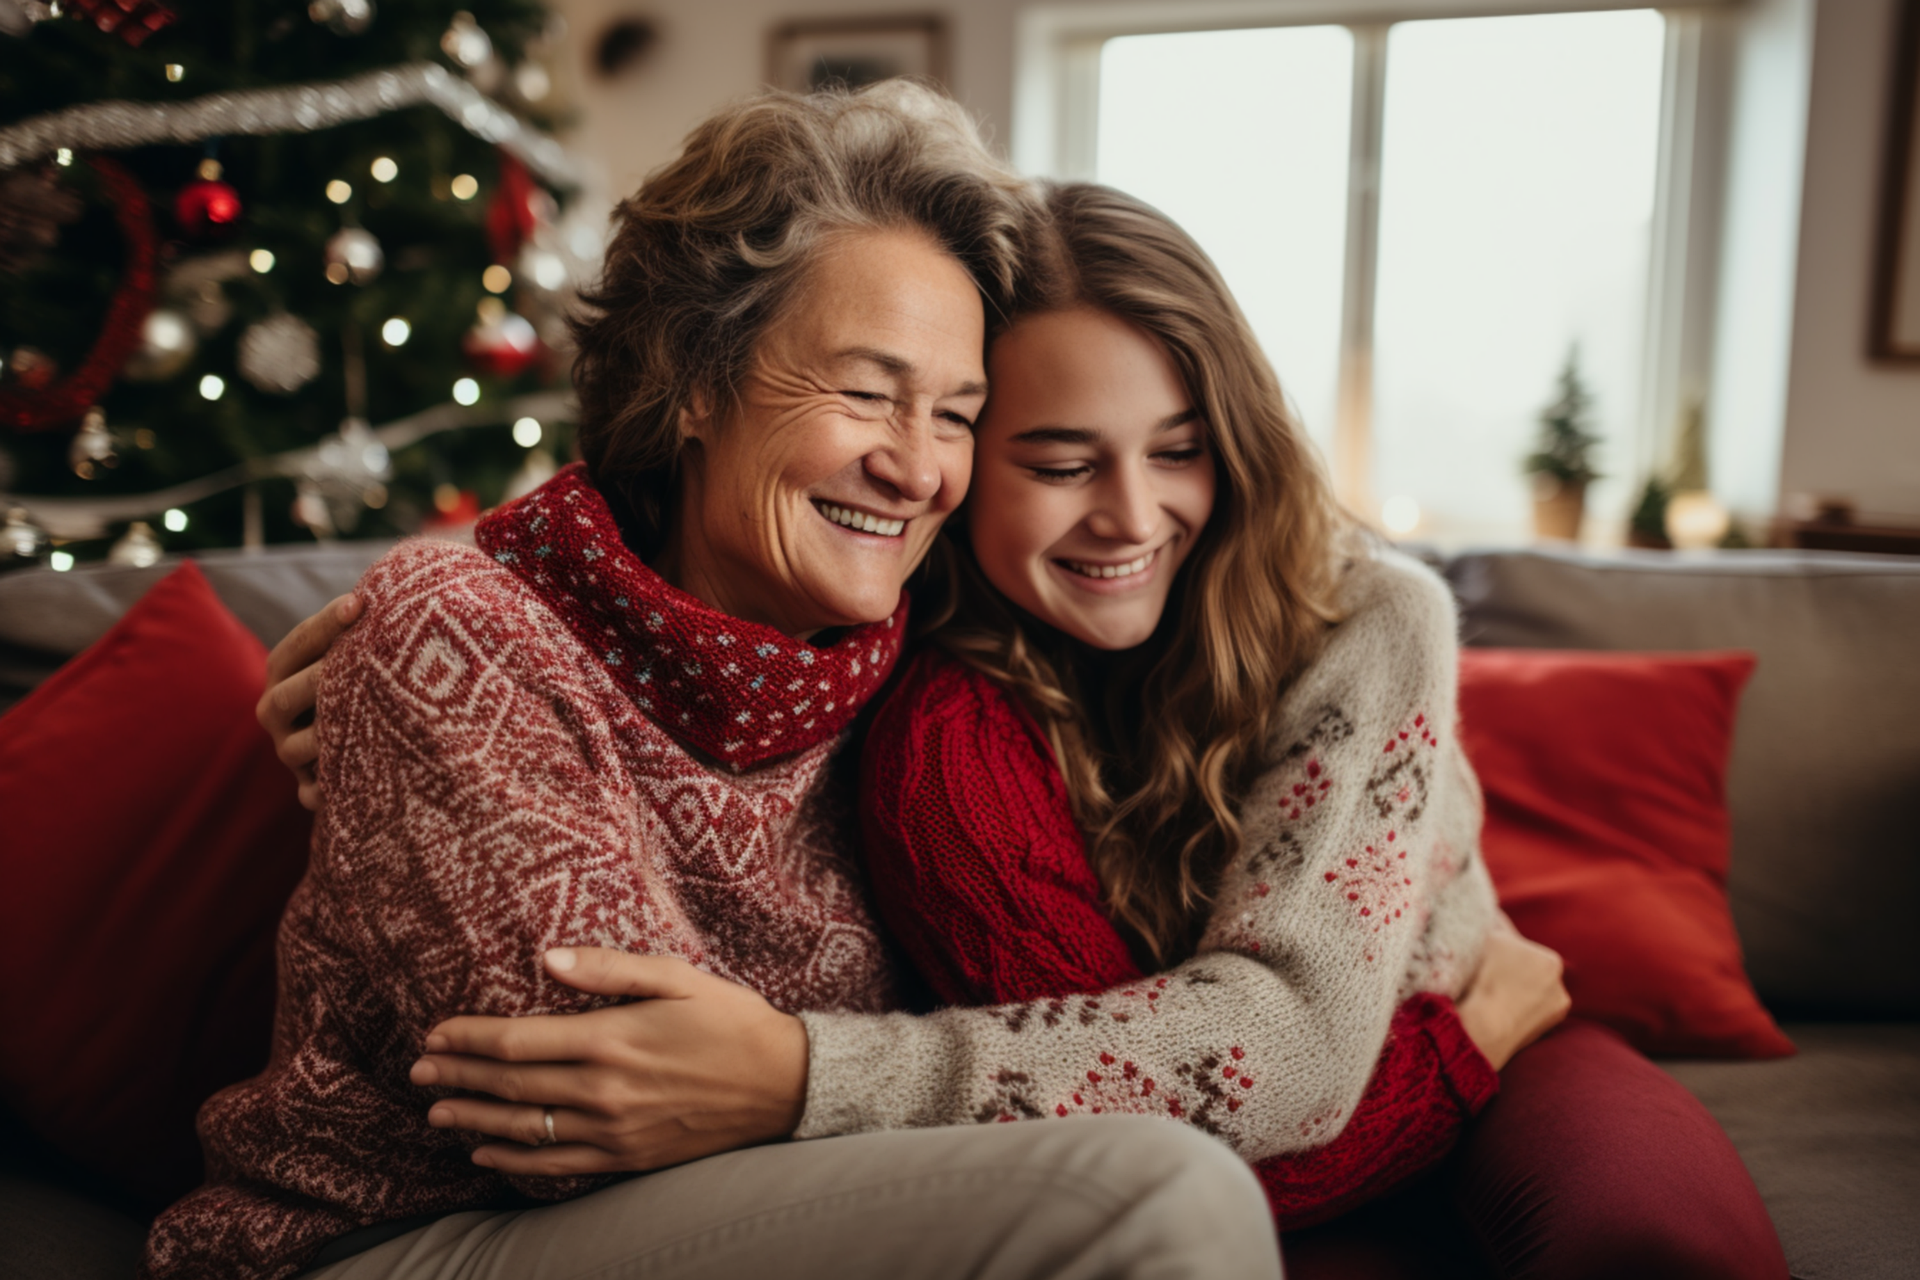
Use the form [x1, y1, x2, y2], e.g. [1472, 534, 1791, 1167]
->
[798, 549, 1501, 1164]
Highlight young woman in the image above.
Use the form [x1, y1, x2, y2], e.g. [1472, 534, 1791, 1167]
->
[851, 181, 1786, 1275]
[860, 180, 1538, 1228]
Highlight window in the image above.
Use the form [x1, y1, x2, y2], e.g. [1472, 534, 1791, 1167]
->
[1098, 26, 1354, 460]
[1076, 7, 1675, 544]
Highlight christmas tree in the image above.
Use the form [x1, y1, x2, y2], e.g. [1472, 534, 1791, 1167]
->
[1521, 346, 1603, 489]
[0, 0, 590, 568]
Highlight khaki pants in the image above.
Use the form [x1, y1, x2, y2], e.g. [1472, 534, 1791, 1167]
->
[307, 1117, 1281, 1280]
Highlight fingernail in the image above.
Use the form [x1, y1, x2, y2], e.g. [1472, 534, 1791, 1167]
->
[424, 1033, 449, 1053]
[546, 947, 576, 972]
[340, 593, 361, 618]
[410, 1059, 438, 1085]
[472, 1150, 494, 1168]
[428, 1105, 454, 1127]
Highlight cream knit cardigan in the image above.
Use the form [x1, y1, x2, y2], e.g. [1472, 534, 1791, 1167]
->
[797, 547, 1499, 1158]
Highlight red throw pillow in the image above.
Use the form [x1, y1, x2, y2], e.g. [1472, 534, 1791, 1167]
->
[1457, 648, 1792, 1059]
[0, 561, 312, 1205]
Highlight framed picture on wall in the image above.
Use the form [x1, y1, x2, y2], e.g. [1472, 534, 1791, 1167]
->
[1873, 0, 1920, 359]
[766, 16, 949, 95]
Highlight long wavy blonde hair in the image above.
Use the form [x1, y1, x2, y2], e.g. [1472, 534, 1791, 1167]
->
[921, 182, 1350, 964]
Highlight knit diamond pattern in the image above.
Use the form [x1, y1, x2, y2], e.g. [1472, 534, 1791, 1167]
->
[475, 463, 907, 769]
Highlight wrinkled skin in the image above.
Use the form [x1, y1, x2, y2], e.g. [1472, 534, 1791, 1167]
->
[657, 227, 985, 638]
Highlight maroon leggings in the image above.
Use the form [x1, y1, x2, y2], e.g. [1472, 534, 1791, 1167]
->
[1283, 1020, 1789, 1280]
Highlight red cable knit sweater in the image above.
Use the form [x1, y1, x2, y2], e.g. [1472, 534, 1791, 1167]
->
[142, 466, 912, 1280]
[860, 646, 1500, 1229]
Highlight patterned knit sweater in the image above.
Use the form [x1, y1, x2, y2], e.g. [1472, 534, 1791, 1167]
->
[859, 644, 1497, 1228]
[142, 466, 913, 1280]
[797, 549, 1502, 1173]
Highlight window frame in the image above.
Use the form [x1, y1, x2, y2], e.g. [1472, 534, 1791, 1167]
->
[1014, 0, 1736, 527]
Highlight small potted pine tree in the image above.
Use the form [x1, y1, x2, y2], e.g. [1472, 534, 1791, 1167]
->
[1523, 349, 1603, 542]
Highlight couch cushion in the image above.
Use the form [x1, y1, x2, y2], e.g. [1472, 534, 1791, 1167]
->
[0, 563, 313, 1204]
[1662, 1023, 1920, 1280]
[0, 1176, 148, 1280]
[1457, 648, 1791, 1058]
[0, 540, 391, 716]
[1445, 549, 1920, 1018]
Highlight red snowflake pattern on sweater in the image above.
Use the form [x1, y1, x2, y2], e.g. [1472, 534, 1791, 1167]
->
[862, 648, 1498, 1228]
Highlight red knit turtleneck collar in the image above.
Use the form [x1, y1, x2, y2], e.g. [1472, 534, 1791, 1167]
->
[475, 463, 908, 769]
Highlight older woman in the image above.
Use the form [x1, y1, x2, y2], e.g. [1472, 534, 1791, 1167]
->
[143, 85, 1280, 1280]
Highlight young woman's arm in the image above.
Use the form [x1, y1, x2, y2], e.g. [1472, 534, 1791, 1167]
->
[800, 552, 1503, 1164]
[862, 643, 1498, 1228]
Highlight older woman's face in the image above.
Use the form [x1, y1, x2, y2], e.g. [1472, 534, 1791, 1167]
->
[669, 228, 985, 637]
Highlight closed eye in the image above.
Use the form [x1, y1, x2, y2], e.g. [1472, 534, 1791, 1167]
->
[1154, 446, 1206, 466]
[1028, 463, 1092, 483]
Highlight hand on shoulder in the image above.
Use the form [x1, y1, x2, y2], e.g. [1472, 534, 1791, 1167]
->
[258, 591, 363, 811]
[257, 540, 501, 811]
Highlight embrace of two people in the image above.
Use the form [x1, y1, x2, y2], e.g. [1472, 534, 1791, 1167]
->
[144, 82, 1786, 1280]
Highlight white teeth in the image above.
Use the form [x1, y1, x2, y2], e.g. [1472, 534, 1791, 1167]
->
[817, 503, 905, 537]
[1065, 551, 1154, 580]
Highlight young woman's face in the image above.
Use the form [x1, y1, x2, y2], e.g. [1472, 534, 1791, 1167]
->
[967, 307, 1216, 651]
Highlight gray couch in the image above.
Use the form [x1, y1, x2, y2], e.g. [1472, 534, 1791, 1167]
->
[2, 542, 1916, 1280]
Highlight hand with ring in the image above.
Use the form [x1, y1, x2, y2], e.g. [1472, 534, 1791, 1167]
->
[409, 947, 810, 1176]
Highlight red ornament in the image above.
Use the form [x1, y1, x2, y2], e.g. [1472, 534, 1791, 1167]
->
[424, 489, 482, 530]
[0, 156, 157, 433]
[173, 179, 243, 241]
[65, 0, 177, 47]
[461, 306, 540, 378]
[485, 151, 553, 265]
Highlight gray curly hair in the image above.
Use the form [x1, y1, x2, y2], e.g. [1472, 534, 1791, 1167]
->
[568, 80, 1041, 551]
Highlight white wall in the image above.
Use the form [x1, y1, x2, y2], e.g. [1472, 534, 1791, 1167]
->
[1776, 0, 1920, 521]
[547, 0, 1030, 199]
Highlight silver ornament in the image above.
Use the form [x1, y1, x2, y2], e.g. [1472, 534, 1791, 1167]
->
[2, 506, 46, 564]
[122, 308, 197, 381]
[323, 226, 382, 285]
[107, 520, 163, 567]
[307, 0, 373, 36]
[300, 416, 391, 533]
[0, 0, 55, 39]
[440, 11, 493, 70]
[237, 311, 322, 394]
[68, 406, 117, 479]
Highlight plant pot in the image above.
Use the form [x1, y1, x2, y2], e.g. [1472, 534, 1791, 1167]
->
[1531, 477, 1588, 542]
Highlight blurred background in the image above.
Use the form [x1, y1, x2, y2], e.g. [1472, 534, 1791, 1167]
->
[2, 0, 1916, 565]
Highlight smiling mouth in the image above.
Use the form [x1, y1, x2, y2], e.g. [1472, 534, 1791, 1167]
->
[1058, 548, 1158, 580]
[814, 500, 907, 538]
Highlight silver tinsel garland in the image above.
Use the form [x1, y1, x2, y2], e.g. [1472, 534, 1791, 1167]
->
[0, 63, 582, 188]
[6, 389, 572, 540]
